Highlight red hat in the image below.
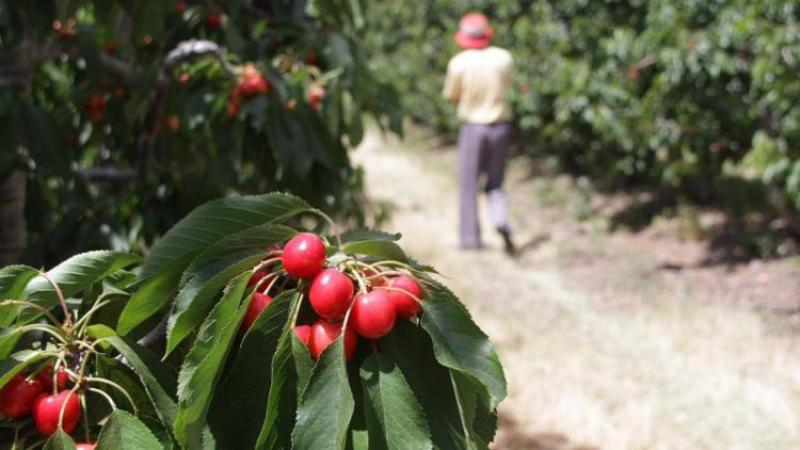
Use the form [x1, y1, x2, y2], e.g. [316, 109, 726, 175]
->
[455, 13, 493, 49]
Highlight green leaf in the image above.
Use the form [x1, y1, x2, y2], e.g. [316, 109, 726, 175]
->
[174, 273, 250, 448]
[359, 352, 433, 450]
[43, 429, 76, 450]
[117, 256, 191, 336]
[87, 325, 177, 428]
[186, 224, 296, 271]
[380, 321, 469, 449]
[292, 338, 355, 450]
[340, 228, 401, 243]
[341, 240, 408, 262]
[255, 295, 305, 450]
[139, 193, 312, 281]
[19, 251, 140, 323]
[208, 290, 296, 450]
[0, 266, 37, 293]
[291, 332, 315, 398]
[419, 281, 507, 409]
[165, 250, 264, 355]
[96, 409, 164, 450]
[0, 349, 53, 388]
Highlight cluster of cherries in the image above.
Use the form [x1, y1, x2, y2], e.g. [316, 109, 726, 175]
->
[240, 232, 423, 361]
[226, 64, 272, 117]
[0, 364, 93, 449]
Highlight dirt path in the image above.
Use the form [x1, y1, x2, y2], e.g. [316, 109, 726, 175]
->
[354, 128, 800, 450]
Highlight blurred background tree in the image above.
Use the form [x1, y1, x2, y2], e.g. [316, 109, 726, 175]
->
[366, 0, 800, 238]
[0, 0, 401, 267]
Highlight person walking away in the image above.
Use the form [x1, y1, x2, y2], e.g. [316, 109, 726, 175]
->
[442, 12, 515, 255]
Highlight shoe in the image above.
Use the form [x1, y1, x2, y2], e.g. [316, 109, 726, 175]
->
[497, 227, 516, 256]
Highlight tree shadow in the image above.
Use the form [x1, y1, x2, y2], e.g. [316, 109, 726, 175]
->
[493, 413, 599, 450]
[606, 175, 800, 266]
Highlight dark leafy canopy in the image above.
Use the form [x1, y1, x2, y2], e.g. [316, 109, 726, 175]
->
[1, 0, 401, 267]
[0, 194, 506, 449]
[365, 0, 800, 218]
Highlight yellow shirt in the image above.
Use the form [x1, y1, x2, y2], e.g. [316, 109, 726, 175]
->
[442, 46, 513, 124]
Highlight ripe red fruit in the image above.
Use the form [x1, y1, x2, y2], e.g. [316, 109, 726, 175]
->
[240, 292, 273, 332]
[247, 269, 270, 291]
[351, 290, 396, 339]
[86, 94, 106, 122]
[239, 66, 270, 97]
[0, 375, 43, 419]
[76, 443, 96, 450]
[205, 12, 223, 29]
[175, 0, 188, 13]
[309, 268, 354, 320]
[305, 51, 318, 66]
[37, 365, 70, 393]
[227, 86, 242, 117]
[362, 267, 387, 287]
[307, 85, 325, 111]
[281, 233, 326, 279]
[386, 275, 423, 318]
[33, 391, 80, 436]
[294, 325, 312, 347]
[178, 72, 191, 85]
[309, 320, 357, 360]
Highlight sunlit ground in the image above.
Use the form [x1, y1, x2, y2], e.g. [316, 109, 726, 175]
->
[355, 127, 800, 450]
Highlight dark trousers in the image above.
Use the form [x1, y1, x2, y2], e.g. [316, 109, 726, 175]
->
[458, 122, 511, 248]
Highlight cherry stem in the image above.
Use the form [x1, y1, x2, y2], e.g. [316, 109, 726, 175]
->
[262, 274, 281, 296]
[254, 256, 281, 272]
[16, 324, 68, 344]
[40, 272, 72, 329]
[289, 291, 305, 327]
[311, 209, 342, 248]
[87, 376, 138, 414]
[0, 300, 61, 327]
[58, 386, 81, 431]
[253, 271, 280, 294]
[88, 387, 116, 411]
[80, 394, 91, 443]
[72, 300, 112, 336]
[380, 286, 424, 305]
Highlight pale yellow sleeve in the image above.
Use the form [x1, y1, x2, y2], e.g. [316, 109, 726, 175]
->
[442, 59, 461, 103]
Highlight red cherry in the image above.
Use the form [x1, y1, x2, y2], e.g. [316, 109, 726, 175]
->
[0, 375, 43, 419]
[305, 51, 318, 66]
[240, 292, 273, 332]
[247, 269, 270, 290]
[281, 233, 326, 279]
[351, 290, 396, 339]
[33, 391, 80, 436]
[307, 86, 325, 111]
[76, 443, 96, 450]
[227, 86, 242, 117]
[86, 94, 106, 122]
[294, 325, 312, 347]
[175, 0, 188, 13]
[178, 72, 191, 85]
[36, 365, 70, 393]
[309, 269, 354, 320]
[239, 71, 270, 97]
[205, 12, 223, 29]
[362, 267, 387, 287]
[385, 275, 423, 318]
[309, 320, 357, 360]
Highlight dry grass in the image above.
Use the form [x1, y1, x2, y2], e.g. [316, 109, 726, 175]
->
[354, 127, 800, 450]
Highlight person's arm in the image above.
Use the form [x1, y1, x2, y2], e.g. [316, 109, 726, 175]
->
[442, 58, 461, 104]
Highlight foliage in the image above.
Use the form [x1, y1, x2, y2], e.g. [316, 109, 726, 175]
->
[0, 0, 401, 266]
[0, 193, 506, 449]
[365, 0, 800, 215]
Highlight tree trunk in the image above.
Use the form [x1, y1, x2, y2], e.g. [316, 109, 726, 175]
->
[0, 169, 26, 266]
